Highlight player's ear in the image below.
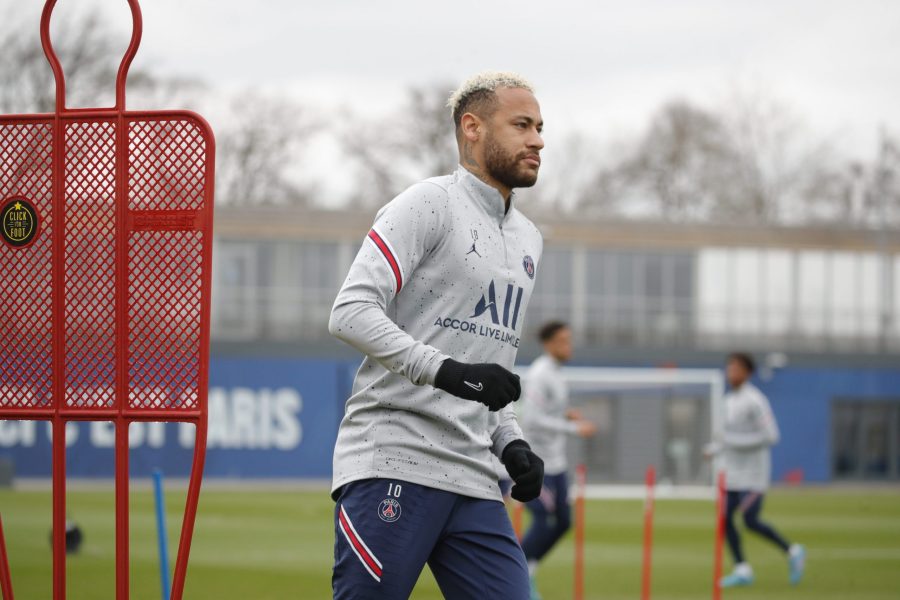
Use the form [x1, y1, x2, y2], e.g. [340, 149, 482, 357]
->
[460, 112, 481, 143]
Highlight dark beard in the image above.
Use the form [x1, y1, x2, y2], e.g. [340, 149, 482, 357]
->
[483, 133, 538, 190]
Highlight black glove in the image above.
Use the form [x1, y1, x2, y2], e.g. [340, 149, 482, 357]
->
[501, 440, 544, 502]
[434, 358, 521, 412]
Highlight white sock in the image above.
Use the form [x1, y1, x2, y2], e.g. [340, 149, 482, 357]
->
[789, 544, 803, 557]
[734, 562, 753, 577]
[528, 560, 538, 577]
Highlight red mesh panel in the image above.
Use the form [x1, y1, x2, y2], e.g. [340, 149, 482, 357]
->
[0, 122, 54, 410]
[1, 5, 216, 598]
[64, 120, 117, 409]
[128, 230, 203, 410]
[128, 119, 206, 211]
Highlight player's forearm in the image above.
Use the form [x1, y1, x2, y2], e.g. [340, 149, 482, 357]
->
[491, 407, 525, 458]
[329, 298, 447, 386]
[722, 427, 774, 449]
[524, 412, 578, 434]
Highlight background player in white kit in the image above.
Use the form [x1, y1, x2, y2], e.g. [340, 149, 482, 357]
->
[706, 352, 806, 588]
[328, 72, 547, 599]
[519, 321, 596, 600]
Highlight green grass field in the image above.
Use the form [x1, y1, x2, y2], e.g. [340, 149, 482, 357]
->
[1, 485, 898, 599]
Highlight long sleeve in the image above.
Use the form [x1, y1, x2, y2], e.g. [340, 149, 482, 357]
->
[328, 182, 450, 386]
[522, 382, 579, 435]
[491, 404, 525, 458]
[723, 392, 780, 450]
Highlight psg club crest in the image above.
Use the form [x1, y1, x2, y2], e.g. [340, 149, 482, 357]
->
[378, 498, 401, 523]
[523, 255, 535, 280]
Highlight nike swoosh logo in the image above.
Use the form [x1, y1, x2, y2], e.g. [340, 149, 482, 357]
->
[464, 381, 484, 392]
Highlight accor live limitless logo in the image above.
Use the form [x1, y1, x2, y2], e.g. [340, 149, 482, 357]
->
[433, 281, 524, 348]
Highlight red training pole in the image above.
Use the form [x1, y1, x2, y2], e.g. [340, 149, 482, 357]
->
[512, 502, 524, 541]
[574, 464, 586, 600]
[641, 465, 656, 600]
[0, 513, 13, 600]
[712, 470, 726, 600]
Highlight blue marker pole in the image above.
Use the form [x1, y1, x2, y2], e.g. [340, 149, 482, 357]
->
[152, 469, 171, 600]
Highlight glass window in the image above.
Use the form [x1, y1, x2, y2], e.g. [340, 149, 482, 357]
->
[857, 254, 882, 337]
[862, 404, 891, 478]
[833, 401, 900, 480]
[529, 247, 573, 330]
[697, 248, 729, 335]
[672, 254, 693, 299]
[798, 252, 827, 335]
[294, 241, 342, 339]
[645, 254, 663, 298]
[212, 242, 259, 340]
[830, 252, 857, 336]
[583, 250, 695, 346]
[832, 403, 860, 477]
[762, 250, 792, 335]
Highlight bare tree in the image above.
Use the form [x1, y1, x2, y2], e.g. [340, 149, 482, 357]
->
[0, 5, 167, 113]
[340, 83, 458, 206]
[573, 100, 741, 222]
[568, 91, 860, 227]
[216, 91, 320, 207]
[865, 130, 900, 227]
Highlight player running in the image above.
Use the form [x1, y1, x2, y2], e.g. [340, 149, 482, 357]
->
[328, 71, 546, 599]
[519, 321, 596, 599]
[706, 352, 806, 588]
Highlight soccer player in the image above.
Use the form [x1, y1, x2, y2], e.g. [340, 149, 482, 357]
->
[706, 352, 806, 588]
[519, 321, 596, 599]
[328, 71, 546, 599]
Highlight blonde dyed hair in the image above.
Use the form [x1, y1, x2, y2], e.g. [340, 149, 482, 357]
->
[447, 71, 534, 129]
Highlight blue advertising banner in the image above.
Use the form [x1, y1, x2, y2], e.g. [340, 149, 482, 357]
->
[0, 357, 346, 479]
[3, 358, 899, 482]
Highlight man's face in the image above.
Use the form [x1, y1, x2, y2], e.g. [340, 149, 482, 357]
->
[482, 88, 544, 190]
[545, 327, 573, 363]
[726, 359, 749, 388]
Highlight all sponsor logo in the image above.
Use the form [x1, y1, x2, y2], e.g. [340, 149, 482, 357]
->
[432, 280, 524, 348]
[471, 280, 524, 329]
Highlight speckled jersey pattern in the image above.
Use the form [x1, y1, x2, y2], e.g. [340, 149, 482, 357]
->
[329, 166, 544, 501]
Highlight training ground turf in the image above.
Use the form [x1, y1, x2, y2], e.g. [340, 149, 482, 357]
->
[0, 485, 898, 599]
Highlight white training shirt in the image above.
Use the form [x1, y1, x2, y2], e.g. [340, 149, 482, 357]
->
[719, 382, 780, 492]
[328, 166, 543, 501]
[521, 354, 578, 475]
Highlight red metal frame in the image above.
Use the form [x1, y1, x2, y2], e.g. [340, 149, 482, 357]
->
[573, 463, 586, 600]
[0, 516, 11, 600]
[711, 470, 726, 600]
[0, 1, 214, 598]
[641, 465, 656, 600]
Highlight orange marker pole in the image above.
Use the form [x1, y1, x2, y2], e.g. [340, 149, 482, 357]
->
[574, 464, 587, 600]
[641, 465, 656, 600]
[712, 470, 726, 600]
[512, 501, 524, 541]
[0, 513, 13, 600]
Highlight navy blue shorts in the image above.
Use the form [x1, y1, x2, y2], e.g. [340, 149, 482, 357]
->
[332, 478, 529, 600]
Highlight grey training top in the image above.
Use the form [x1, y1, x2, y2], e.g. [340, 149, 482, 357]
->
[719, 382, 780, 492]
[328, 166, 544, 501]
[521, 354, 578, 475]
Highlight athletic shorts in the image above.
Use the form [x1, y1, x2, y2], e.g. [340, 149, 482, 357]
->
[332, 478, 529, 600]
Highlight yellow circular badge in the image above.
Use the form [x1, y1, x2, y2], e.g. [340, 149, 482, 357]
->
[1, 198, 39, 248]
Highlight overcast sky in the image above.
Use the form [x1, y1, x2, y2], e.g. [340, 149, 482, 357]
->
[8, 0, 899, 159]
